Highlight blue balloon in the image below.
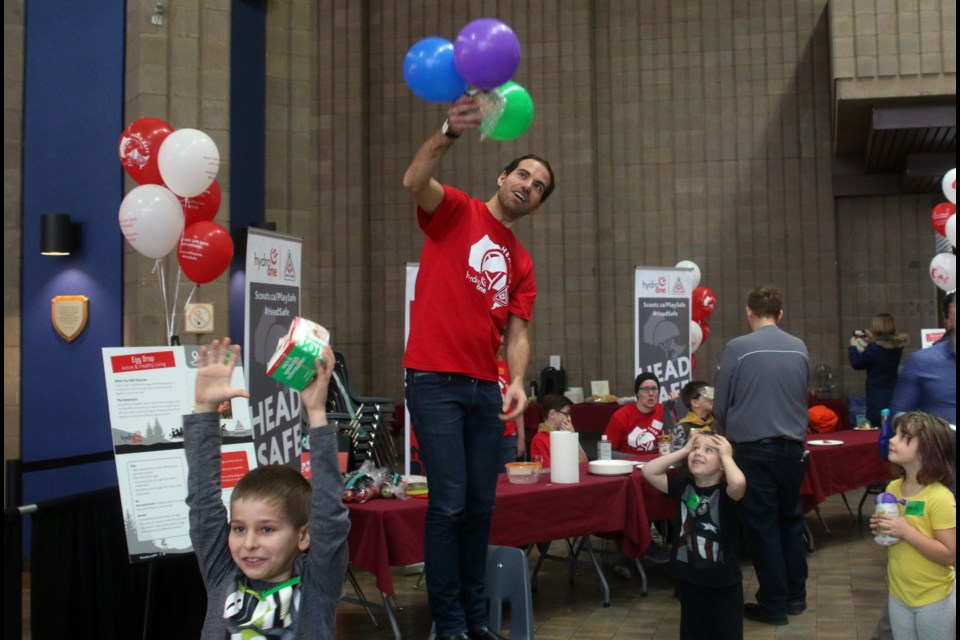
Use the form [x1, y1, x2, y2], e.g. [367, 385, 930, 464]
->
[403, 37, 467, 103]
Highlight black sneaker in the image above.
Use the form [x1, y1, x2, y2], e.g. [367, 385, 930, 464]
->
[642, 541, 671, 565]
[744, 603, 788, 626]
[787, 600, 807, 615]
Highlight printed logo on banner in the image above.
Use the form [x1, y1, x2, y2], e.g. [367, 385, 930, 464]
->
[253, 247, 281, 278]
[639, 275, 668, 294]
[283, 249, 297, 281]
[672, 277, 687, 295]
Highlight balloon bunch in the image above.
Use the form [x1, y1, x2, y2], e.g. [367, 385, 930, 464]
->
[403, 18, 534, 141]
[118, 117, 234, 343]
[928, 168, 956, 292]
[676, 260, 717, 371]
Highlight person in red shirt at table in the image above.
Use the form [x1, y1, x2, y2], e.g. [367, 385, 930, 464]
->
[529, 393, 587, 467]
[604, 372, 677, 456]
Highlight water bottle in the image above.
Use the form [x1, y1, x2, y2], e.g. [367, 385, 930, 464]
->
[597, 434, 612, 461]
[880, 408, 890, 432]
[658, 433, 672, 456]
[874, 492, 901, 546]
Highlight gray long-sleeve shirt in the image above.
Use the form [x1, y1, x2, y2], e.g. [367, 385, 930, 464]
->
[185, 413, 349, 639]
[713, 324, 810, 443]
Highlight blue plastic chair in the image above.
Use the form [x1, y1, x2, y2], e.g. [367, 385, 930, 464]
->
[485, 545, 535, 639]
[427, 545, 536, 639]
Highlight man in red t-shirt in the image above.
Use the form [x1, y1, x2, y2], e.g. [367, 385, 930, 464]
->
[401, 94, 555, 640]
[604, 372, 675, 455]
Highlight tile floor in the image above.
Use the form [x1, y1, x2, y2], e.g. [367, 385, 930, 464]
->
[335, 493, 889, 639]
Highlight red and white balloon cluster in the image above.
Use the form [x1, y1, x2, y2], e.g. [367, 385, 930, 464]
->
[676, 260, 717, 371]
[929, 168, 956, 292]
[117, 118, 232, 284]
[402, 18, 534, 141]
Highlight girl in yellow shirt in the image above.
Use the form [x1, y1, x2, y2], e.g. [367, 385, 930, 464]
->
[871, 412, 956, 640]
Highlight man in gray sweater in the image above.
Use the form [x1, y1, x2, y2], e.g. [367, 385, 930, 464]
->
[185, 337, 349, 638]
[713, 285, 810, 627]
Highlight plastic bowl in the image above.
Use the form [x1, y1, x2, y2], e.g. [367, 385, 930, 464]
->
[505, 461, 542, 484]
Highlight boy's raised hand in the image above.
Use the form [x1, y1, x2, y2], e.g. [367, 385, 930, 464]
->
[194, 338, 250, 413]
[301, 344, 335, 427]
[707, 433, 734, 459]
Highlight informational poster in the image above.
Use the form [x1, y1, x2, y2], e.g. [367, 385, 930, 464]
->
[920, 328, 946, 347]
[634, 267, 694, 399]
[103, 345, 255, 562]
[244, 229, 303, 468]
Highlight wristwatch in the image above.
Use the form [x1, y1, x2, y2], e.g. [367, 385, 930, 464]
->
[442, 119, 460, 139]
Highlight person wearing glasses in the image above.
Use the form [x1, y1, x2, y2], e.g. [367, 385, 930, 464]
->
[603, 372, 677, 455]
[602, 372, 676, 565]
[529, 393, 587, 468]
[669, 380, 718, 449]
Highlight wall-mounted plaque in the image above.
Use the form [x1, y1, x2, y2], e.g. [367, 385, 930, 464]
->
[51, 295, 89, 343]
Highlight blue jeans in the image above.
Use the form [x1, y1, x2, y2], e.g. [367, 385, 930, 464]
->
[734, 439, 809, 617]
[499, 434, 518, 471]
[405, 370, 504, 636]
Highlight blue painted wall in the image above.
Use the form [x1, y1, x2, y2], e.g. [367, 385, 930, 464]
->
[19, 1, 269, 508]
[20, 0, 126, 504]
[229, 0, 267, 342]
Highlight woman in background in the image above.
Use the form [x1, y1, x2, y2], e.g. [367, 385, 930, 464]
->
[849, 313, 908, 427]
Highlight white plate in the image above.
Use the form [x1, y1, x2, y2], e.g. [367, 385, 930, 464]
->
[808, 439, 843, 446]
[588, 460, 635, 475]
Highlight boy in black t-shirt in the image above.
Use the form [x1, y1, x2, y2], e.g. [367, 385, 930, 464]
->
[642, 431, 747, 639]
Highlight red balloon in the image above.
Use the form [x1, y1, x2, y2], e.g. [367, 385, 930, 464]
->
[691, 287, 717, 321]
[691, 354, 697, 371]
[177, 221, 233, 284]
[696, 319, 710, 345]
[178, 180, 221, 227]
[932, 202, 956, 236]
[119, 117, 173, 185]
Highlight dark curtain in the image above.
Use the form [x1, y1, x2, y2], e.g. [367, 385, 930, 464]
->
[30, 487, 206, 639]
[5, 508, 24, 639]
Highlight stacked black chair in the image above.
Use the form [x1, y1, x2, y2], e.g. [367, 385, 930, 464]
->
[326, 351, 399, 472]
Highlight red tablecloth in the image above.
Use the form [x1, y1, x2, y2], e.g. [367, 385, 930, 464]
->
[347, 463, 668, 595]
[801, 429, 893, 511]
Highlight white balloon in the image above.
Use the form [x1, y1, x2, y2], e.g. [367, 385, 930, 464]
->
[929, 252, 956, 292]
[118, 185, 185, 259]
[690, 320, 703, 353]
[158, 128, 220, 198]
[946, 214, 956, 248]
[943, 168, 956, 205]
[675, 260, 701, 288]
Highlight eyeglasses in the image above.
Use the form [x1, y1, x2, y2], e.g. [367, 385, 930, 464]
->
[558, 410, 572, 420]
[637, 387, 659, 394]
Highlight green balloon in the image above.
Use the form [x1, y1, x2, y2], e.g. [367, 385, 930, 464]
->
[480, 81, 534, 141]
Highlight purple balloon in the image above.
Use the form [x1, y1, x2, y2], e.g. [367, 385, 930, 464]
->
[453, 18, 521, 90]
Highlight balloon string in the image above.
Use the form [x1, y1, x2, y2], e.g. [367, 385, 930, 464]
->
[172, 283, 198, 338]
[155, 259, 172, 342]
[169, 266, 183, 344]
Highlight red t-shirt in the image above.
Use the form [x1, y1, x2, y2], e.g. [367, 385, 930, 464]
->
[530, 430, 551, 466]
[403, 186, 536, 382]
[603, 403, 665, 454]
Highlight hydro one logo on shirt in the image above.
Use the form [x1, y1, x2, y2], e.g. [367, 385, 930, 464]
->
[466, 234, 511, 310]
